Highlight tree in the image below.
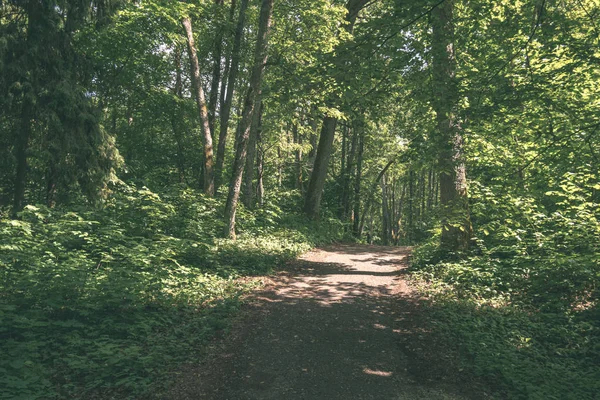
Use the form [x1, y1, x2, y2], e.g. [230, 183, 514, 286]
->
[224, 0, 274, 239]
[303, 0, 372, 219]
[431, 0, 471, 250]
[216, 0, 249, 189]
[182, 16, 215, 196]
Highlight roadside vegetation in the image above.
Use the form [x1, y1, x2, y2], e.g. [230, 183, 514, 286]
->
[1, 0, 598, 398]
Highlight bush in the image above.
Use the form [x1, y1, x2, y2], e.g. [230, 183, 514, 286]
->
[0, 184, 345, 399]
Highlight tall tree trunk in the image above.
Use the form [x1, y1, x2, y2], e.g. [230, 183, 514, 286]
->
[208, 0, 225, 138]
[257, 126, 265, 207]
[303, 116, 337, 218]
[216, 0, 249, 188]
[182, 17, 215, 196]
[408, 169, 414, 243]
[171, 113, 187, 183]
[352, 125, 364, 237]
[243, 100, 262, 208]
[343, 124, 357, 220]
[13, 101, 32, 215]
[303, 0, 369, 219]
[224, 0, 274, 239]
[293, 123, 304, 192]
[172, 50, 186, 183]
[308, 115, 318, 171]
[431, 0, 471, 250]
[358, 159, 395, 236]
[381, 173, 391, 245]
[174, 45, 183, 97]
[427, 167, 433, 210]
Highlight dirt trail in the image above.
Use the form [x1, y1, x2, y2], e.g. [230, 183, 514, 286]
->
[168, 244, 467, 400]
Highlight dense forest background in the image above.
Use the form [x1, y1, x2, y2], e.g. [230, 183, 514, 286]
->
[1, 0, 598, 398]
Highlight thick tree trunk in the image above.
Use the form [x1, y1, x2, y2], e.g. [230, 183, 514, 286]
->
[303, 116, 337, 218]
[216, 0, 249, 189]
[303, 0, 368, 219]
[431, 0, 471, 250]
[182, 17, 215, 196]
[224, 0, 274, 239]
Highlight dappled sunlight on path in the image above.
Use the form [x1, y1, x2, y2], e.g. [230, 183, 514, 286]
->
[168, 244, 466, 400]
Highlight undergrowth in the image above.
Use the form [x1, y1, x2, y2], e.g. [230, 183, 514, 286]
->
[409, 180, 600, 400]
[0, 184, 346, 399]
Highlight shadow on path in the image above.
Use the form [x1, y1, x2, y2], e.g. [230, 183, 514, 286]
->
[166, 244, 468, 400]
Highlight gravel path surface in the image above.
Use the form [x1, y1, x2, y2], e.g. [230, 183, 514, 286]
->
[167, 244, 468, 400]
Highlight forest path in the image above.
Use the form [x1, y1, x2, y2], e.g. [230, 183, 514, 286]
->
[168, 244, 467, 400]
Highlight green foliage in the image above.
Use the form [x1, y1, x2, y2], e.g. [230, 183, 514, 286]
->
[410, 176, 600, 399]
[0, 184, 344, 399]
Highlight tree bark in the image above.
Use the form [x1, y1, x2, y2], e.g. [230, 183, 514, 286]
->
[303, 0, 368, 219]
[303, 116, 337, 218]
[224, 0, 274, 239]
[342, 124, 357, 220]
[243, 100, 262, 208]
[381, 173, 391, 245]
[293, 123, 304, 192]
[352, 125, 364, 237]
[431, 0, 471, 250]
[358, 159, 395, 237]
[408, 169, 414, 243]
[13, 100, 32, 215]
[182, 17, 215, 196]
[216, 0, 249, 189]
[257, 126, 265, 207]
[208, 0, 225, 138]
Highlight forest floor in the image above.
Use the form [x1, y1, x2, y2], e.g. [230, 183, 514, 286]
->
[164, 244, 485, 400]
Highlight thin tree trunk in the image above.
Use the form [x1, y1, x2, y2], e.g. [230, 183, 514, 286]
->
[224, 0, 274, 239]
[352, 126, 364, 237]
[171, 114, 187, 183]
[174, 45, 183, 97]
[343, 124, 357, 220]
[257, 127, 265, 207]
[427, 167, 433, 210]
[408, 169, 414, 243]
[358, 159, 395, 237]
[293, 123, 304, 192]
[391, 178, 396, 242]
[398, 183, 406, 244]
[381, 173, 391, 246]
[308, 115, 318, 171]
[216, 0, 249, 188]
[182, 17, 215, 196]
[13, 100, 32, 215]
[243, 100, 262, 208]
[277, 146, 283, 186]
[172, 49, 186, 183]
[431, 0, 471, 250]
[208, 0, 225, 138]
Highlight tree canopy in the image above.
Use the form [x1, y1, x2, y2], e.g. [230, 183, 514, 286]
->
[1, 0, 599, 398]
